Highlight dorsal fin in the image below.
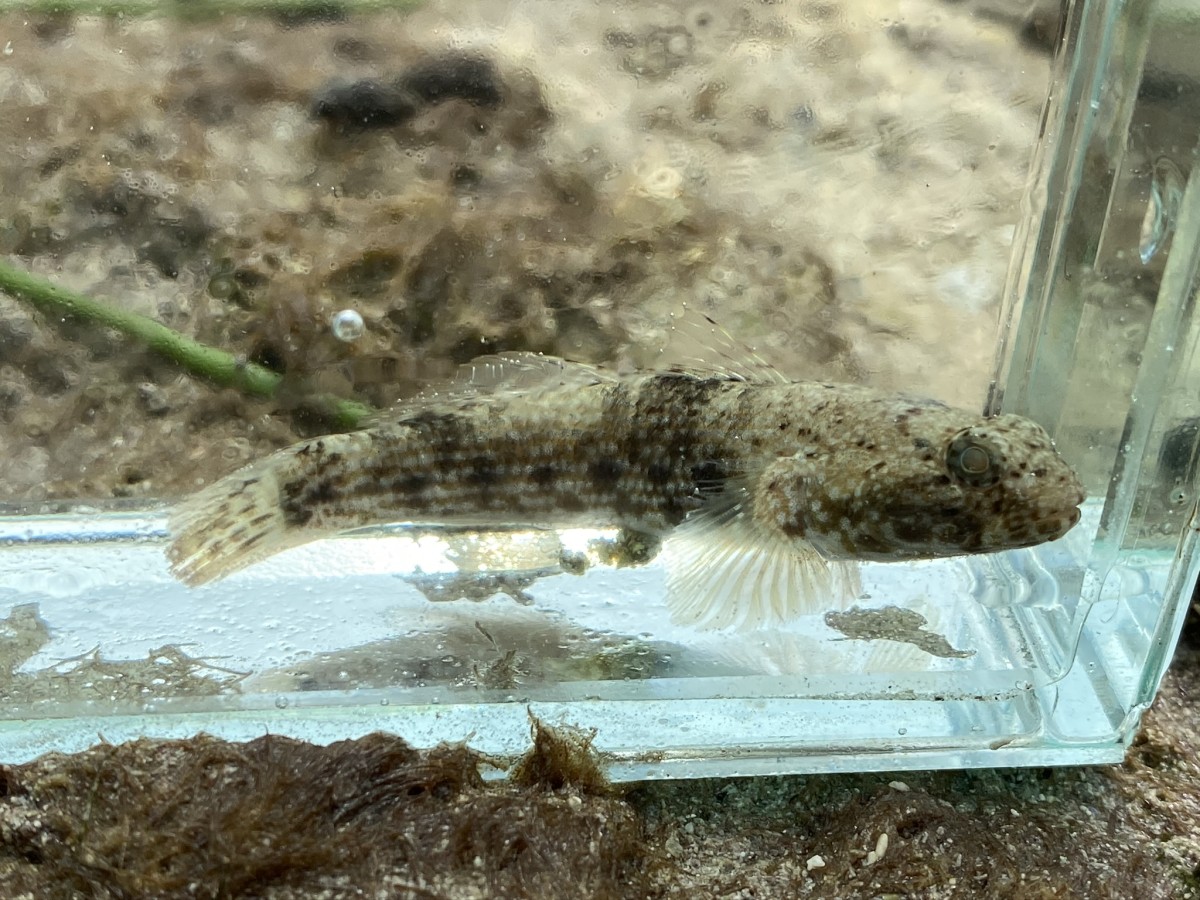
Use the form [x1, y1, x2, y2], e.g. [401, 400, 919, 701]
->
[454, 351, 617, 394]
[367, 352, 618, 425]
[649, 303, 791, 384]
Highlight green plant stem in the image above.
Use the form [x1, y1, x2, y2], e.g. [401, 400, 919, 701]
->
[0, 258, 374, 430]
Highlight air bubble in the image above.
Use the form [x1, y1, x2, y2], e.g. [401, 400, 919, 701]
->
[330, 308, 365, 342]
[1139, 157, 1184, 264]
[206, 272, 237, 300]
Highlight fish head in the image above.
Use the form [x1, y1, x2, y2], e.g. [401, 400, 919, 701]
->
[775, 411, 1085, 561]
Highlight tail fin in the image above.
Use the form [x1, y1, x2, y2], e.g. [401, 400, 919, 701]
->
[167, 454, 313, 586]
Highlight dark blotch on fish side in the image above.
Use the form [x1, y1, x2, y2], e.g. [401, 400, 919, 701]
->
[590, 458, 625, 485]
[606, 374, 730, 524]
[646, 461, 673, 485]
[281, 500, 312, 527]
[403, 410, 481, 453]
[467, 455, 501, 488]
[282, 478, 337, 527]
[394, 472, 432, 494]
[690, 459, 728, 494]
[280, 475, 314, 526]
[529, 464, 556, 487]
[312, 53, 504, 133]
[555, 491, 588, 513]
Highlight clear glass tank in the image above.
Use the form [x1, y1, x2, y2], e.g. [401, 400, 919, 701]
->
[0, 0, 1196, 778]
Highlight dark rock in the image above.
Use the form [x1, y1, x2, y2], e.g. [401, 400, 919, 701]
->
[313, 52, 505, 133]
[25, 354, 76, 396]
[0, 300, 36, 358]
[327, 248, 404, 299]
[450, 164, 482, 190]
[401, 228, 472, 342]
[311, 77, 420, 131]
[270, 0, 346, 28]
[136, 382, 171, 417]
[0, 376, 25, 422]
[399, 54, 504, 109]
[137, 239, 184, 279]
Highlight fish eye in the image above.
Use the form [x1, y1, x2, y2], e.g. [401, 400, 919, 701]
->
[958, 445, 990, 475]
[946, 431, 1003, 488]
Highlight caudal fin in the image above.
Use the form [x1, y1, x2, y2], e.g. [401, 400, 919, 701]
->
[167, 456, 310, 586]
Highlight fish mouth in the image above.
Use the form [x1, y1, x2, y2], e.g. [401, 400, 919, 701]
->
[1036, 502, 1082, 542]
[1041, 479, 1085, 536]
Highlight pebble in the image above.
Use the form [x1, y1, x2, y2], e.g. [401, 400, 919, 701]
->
[3, 445, 48, 489]
[865, 832, 889, 866]
[312, 52, 505, 133]
[137, 382, 171, 417]
[0, 299, 36, 357]
[0, 376, 25, 420]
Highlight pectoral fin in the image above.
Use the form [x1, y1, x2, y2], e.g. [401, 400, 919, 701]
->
[662, 480, 860, 631]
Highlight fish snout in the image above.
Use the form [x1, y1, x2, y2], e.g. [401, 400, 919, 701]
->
[1035, 492, 1083, 541]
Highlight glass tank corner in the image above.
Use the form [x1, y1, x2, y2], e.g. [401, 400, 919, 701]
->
[0, 0, 1198, 779]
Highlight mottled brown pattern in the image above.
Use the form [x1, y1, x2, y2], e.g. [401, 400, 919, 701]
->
[274, 375, 744, 535]
[168, 364, 1084, 587]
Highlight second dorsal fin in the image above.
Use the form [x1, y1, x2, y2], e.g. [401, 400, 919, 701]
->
[649, 303, 791, 384]
[454, 351, 618, 394]
[366, 352, 618, 425]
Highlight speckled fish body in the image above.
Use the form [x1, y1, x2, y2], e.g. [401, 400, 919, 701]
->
[168, 355, 1084, 629]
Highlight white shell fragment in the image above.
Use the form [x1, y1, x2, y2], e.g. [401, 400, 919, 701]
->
[865, 832, 889, 866]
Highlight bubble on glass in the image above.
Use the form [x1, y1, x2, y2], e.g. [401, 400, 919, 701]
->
[330, 308, 365, 342]
[1139, 157, 1184, 264]
[206, 271, 237, 300]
